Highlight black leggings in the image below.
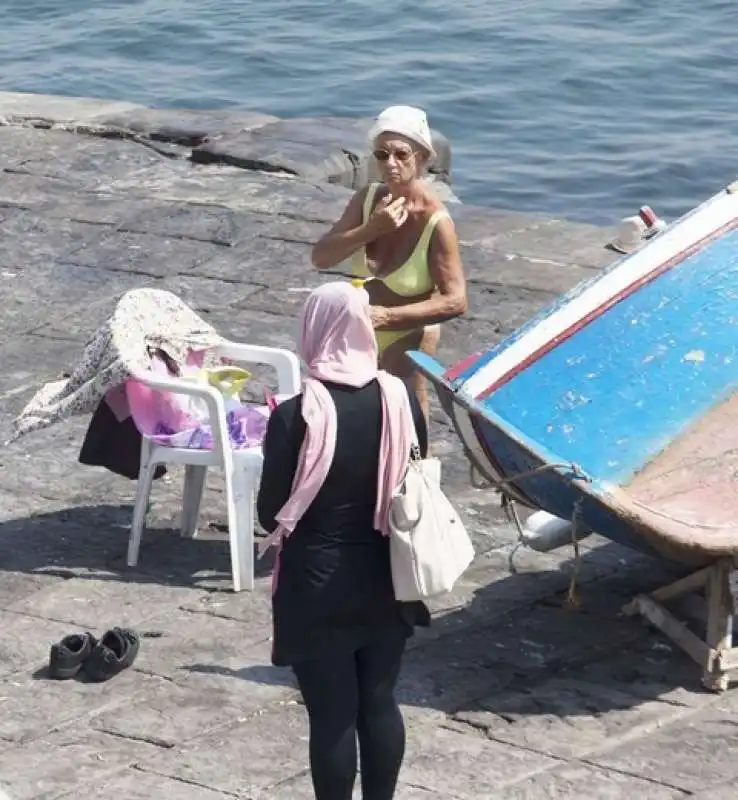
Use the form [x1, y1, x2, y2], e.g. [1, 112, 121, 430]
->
[292, 627, 407, 800]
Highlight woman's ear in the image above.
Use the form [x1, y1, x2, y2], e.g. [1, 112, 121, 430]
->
[415, 149, 430, 173]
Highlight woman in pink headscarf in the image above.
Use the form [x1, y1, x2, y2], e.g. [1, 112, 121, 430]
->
[257, 281, 429, 800]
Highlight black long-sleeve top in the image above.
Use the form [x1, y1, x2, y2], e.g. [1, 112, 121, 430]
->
[257, 377, 429, 666]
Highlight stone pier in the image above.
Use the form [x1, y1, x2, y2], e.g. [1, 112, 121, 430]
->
[0, 92, 736, 799]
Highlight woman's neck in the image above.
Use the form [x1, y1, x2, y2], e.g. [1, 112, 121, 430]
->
[390, 179, 426, 211]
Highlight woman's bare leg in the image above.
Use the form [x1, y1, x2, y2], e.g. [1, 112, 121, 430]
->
[378, 325, 440, 421]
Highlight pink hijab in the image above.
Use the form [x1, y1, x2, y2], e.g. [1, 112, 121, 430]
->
[265, 281, 414, 548]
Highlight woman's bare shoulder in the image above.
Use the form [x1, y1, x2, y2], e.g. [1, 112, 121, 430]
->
[420, 182, 451, 216]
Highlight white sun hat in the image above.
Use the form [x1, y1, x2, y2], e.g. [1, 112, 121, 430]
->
[368, 105, 436, 158]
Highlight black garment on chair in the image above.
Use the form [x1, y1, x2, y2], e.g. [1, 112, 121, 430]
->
[79, 399, 167, 481]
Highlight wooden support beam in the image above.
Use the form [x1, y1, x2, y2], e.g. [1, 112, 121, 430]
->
[703, 560, 734, 692]
[623, 561, 738, 693]
[650, 566, 711, 603]
[622, 567, 710, 617]
[627, 594, 714, 668]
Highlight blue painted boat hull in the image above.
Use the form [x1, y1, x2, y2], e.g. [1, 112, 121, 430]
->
[410, 180, 738, 565]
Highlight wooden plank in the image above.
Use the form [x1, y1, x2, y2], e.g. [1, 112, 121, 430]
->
[649, 567, 711, 604]
[716, 647, 738, 672]
[621, 565, 709, 617]
[627, 595, 714, 669]
[703, 561, 734, 692]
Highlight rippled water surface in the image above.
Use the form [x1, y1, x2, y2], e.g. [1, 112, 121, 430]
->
[1, 0, 736, 223]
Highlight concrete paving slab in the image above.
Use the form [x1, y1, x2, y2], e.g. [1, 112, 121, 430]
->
[5, 576, 204, 630]
[53, 768, 232, 800]
[558, 637, 712, 709]
[0, 171, 79, 212]
[150, 274, 265, 314]
[396, 643, 516, 723]
[586, 710, 738, 792]
[462, 282, 559, 334]
[0, 496, 140, 579]
[3, 263, 148, 340]
[188, 235, 314, 284]
[0, 610, 82, 680]
[0, 336, 81, 402]
[14, 134, 172, 190]
[64, 229, 217, 277]
[0, 571, 62, 613]
[117, 201, 250, 246]
[1, 126, 74, 170]
[42, 191, 166, 225]
[243, 209, 330, 243]
[266, 773, 359, 799]
[89, 677, 250, 749]
[0, 729, 154, 800]
[495, 762, 685, 799]
[136, 706, 309, 796]
[690, 780, 738, 799]
[0, 426, 130, 502]
[399, 725, 561, 799]
[132, 608, 275, 684]
[0, 210, 108, 268]
[197, 306, 302, 353]
[492, 218, 620, 269]
[461, 245, 603, 293]
[0, 667, 152, 743]
[267, 777, 442, 800]
[452, 204, 549, 244]
[178, 585, 274, 623]
[453, 676, 690, 759]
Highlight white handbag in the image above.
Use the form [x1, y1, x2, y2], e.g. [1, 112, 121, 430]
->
[388, 435, 475, 602]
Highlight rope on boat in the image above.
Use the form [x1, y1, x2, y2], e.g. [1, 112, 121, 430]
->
[565, 499, 584, 610]
[502, 494, 525, 574]
[469, 463, 490, 489]
[499, 461, 589, 575]
[494, 461, 590, 490]
[495, 461, 587, 609]
[503, 493, 584, 610]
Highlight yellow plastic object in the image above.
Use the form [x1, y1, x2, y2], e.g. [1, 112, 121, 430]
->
[205, 366, 252, 398]
[183, 366, 252, 398]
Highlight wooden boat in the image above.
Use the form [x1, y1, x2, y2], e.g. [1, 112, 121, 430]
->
[412, 179, 738, 565]
[410, 180, 738, 689]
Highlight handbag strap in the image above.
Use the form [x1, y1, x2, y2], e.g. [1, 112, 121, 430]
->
[407, 403, 422, 463]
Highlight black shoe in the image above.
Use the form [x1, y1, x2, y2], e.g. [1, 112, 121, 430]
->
[83, 628, 140, 683]
[48, 632, 97, 680]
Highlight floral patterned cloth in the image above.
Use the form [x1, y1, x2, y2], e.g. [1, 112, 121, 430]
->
[7, 288, 225, 444]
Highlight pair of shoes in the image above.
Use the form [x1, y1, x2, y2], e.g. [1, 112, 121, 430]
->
[48, 627, 140, 682]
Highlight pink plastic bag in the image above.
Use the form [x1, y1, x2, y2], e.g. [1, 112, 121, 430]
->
[126, 347, 293, 450]
[127, 351, 204, 437]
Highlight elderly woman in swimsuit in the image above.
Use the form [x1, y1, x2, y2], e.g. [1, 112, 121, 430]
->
[311, 105, 467, 419]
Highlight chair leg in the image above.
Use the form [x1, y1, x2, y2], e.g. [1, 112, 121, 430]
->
[181, 465, 207, 538]
[226, 462, 256, 592]
[128, 455, 158, 567]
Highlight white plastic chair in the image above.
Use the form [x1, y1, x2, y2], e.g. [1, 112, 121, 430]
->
[126, 341, 301, 592]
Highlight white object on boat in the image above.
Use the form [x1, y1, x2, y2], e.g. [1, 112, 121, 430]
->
[610, 214, 648, 254]
[610, 206, 668, 254]
[521, 509, 592, 552]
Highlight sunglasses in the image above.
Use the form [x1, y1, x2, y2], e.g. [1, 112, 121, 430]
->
[372, 148, 417, 163]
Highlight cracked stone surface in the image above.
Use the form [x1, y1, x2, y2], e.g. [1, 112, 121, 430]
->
[0, 91, 736, 799]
